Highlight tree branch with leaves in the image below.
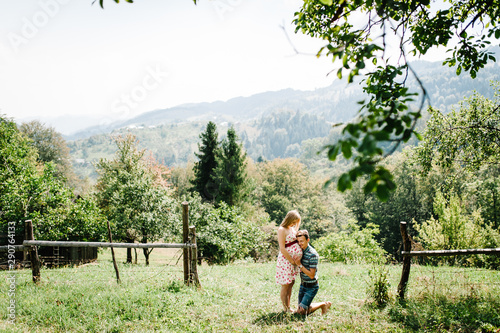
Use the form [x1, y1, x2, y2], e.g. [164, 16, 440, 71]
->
[416, 86, 500, 173]
[294, 0, 499, 200]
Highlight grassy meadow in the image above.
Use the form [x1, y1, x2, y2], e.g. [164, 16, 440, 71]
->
[1, 248, 499, 332]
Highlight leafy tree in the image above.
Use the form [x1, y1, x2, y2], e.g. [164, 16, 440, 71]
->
[0, 118, 39, 225]
[369, 158, 433, 258]
[258, 158, 332, 238]
[95, 134, 174, 265]
[258, 158, 311, 223]
[19, 120, 75, 183]
[345, 180, 370, 228]
[191, 121, 219, 202]
[0, 117, 104, 242]
[32, 190, 107, 242]
[417, 88, 500, 174]
[415, 88, 500, 230]
[415, 191, 500, 268]
[463, 166, 500, 230]
[345, 153, 433, 258]
[294, 0, 500, 200]
[213, 127, 249, 206]
[170, 161, 195, 200]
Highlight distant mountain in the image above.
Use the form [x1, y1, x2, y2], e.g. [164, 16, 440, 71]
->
[67, 54, 500, 141]
[66, 54, 500, 181]
[65, 83, 363, 140]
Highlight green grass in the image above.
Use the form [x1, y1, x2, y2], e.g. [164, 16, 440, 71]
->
[1, 249, 499, 332]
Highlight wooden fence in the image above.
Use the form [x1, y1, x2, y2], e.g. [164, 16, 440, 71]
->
[1, 202, 200, 287]
[397, 221, 500, 300]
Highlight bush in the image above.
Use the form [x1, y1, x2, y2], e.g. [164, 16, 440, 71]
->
[415, 191, 500, 268]
[33, 195, 107, 242]
[0, 118, 105, 243]
[173, 195, 267, 264]
[315, 220, 387, 264]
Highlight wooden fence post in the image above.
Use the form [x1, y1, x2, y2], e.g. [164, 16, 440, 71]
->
[106, 220, 120, 283]
[397, 221, 411, 300]
[188, 226, 201, 288]
[182, 201, 190, 285]
[25, 220, 41, 283]
[23, 221, 28, 263]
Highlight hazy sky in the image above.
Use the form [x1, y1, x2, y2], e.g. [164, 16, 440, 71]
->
[0, 0, 337, 124]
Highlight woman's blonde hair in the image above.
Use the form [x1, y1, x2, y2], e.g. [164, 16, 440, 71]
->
[280, 210, 301, 227]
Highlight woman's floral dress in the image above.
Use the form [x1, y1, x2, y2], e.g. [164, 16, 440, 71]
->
[275, 229, 302, 285]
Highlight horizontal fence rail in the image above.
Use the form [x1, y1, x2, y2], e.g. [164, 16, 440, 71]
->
[22, 240, 197, 249]
[397, 221, 499, 300]
[3, 202, 200, 287]
[402, 248, 500, 257]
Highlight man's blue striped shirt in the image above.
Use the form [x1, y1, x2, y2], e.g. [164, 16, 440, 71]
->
[300, 244, 318, 283]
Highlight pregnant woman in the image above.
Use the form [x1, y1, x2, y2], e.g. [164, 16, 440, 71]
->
[275, 210, 303, 312]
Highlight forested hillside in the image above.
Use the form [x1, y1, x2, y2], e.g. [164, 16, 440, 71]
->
[67, 57, 500, 181]
[68, 111, 332, 180]
[242, 110, 332, 160]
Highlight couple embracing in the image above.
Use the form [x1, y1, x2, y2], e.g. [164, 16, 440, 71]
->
[276, 210, 332, 315]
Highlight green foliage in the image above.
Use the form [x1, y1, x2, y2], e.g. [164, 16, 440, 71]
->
[417, 87, 500, 174]
[0, 117, 104, 242]
[0, 117, 39, 224]
[346, 153, 434, 258]
[191, 121, 220, 202]
[245, 110, 331, 160]
[258, 158, 310, 223]
[415, 191, 500, 268]
[388, 292, 500, 332]
[19, 120, 73, 182]
[315, 220, 386, 264]
[95, 134, 174, 248]
[294, 0, 500, 200]
[213, 127, 249, 206]
[366, 265, 391, 308]
[172, 195, 267, 264]
[170, 161, 195, 200]
[96, 0, 132, 9]
[257, 158, 332, 238]
[33, 194, 107, 242]
[462, 166, 500, 230]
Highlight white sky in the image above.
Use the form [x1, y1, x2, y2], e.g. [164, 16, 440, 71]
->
[0, 0, 337, 124]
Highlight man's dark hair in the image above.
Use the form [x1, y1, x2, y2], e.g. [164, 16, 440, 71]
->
[296, 229, 309, 240]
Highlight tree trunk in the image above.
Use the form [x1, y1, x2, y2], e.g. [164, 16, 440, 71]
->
[397, 222, 411, 301]
[142, 236, 150, 266]
[126, 237, 133, 263]
[143, 247, 150, 266]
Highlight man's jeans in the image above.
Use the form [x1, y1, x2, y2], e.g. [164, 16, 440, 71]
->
[298, 284, 319, 310]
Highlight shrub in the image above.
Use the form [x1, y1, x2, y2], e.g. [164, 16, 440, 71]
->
[415, 191, 500, 268]
[173, 195, 267, 264]
[315, 219, 387, 264]
[33, 194, 107, 242]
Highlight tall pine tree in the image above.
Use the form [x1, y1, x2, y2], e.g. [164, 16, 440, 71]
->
[191, 121, 219, 201]
[213, 127, 248, 206]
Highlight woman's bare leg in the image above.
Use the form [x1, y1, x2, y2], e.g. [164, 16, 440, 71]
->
[286, 280, 295, 311]
[280, 284, 292, 312]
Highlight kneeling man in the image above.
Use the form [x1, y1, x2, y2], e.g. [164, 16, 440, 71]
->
[293, 229, 331, 315]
